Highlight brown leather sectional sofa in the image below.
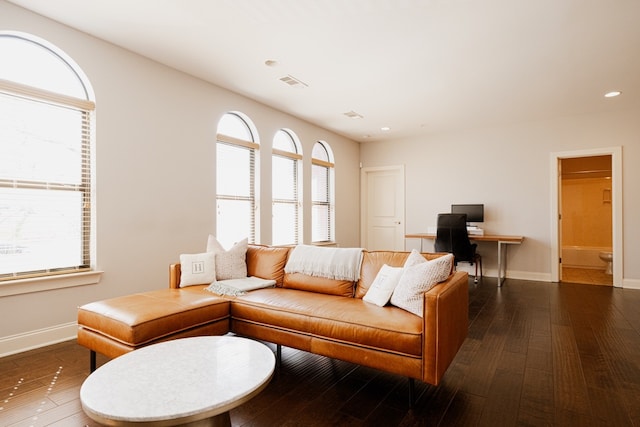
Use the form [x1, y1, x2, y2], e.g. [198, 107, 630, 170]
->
[78, 245, 469, 399]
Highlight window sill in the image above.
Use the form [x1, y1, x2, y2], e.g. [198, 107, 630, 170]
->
[0, 270, 103, 297]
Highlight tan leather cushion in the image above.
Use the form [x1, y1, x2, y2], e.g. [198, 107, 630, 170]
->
[356, 251, 450, 299]
[231, 287, 423, 357]
[283, 272, 355, 297]
[246, 244, 290, 286]
[77, 287, 229, 346]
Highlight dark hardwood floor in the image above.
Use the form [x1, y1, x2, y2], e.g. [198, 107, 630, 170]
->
[2, 277, 640, 426]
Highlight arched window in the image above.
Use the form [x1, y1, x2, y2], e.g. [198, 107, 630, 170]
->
[216, 112, 258, 247]
[272, 129, 302, 246]
[0, 32, 96, 282]
[311, 141, 335, 243]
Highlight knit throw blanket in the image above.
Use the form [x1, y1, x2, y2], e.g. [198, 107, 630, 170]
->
[205, 276, 276, 296]
[284, 245, 363, 281]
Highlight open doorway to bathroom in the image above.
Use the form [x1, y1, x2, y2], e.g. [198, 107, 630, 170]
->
[551, 147, 622, 287]
[559, 155, 612, 286]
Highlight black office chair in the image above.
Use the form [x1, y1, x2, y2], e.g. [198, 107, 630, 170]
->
[434, 213, 483, 283]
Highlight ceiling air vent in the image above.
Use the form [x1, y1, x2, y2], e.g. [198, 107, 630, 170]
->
[279, 74, 308, 88]
[343, 110, 364, 119]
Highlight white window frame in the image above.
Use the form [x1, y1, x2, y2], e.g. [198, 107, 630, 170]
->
[215, 112, 259, 247]
[0, 32, 101, 296]
[311, 141, 335, 244]
[272, 129, 302, 246]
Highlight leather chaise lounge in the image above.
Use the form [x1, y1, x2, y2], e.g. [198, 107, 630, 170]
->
[77, 244, 469, 404]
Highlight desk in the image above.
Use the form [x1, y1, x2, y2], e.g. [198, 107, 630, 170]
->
[80, 336, 275, 426]
[405, 233, 524, 286]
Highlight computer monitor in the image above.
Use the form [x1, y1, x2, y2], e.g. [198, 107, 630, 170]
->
[451, 204, 484, 223]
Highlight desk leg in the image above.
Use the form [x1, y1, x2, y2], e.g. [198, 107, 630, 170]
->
[497, 242, 505, 287]
[497, 242, 512, 287]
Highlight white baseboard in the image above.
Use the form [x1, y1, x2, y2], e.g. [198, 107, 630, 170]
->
[455, 264, 553, 283]
[623, 278, 640, 290]
[0, 322, 77, 358]
[505, 270, 553, 282]
[457, 263, 640, 288]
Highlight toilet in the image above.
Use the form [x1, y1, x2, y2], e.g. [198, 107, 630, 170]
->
[599, 251, 613, 275]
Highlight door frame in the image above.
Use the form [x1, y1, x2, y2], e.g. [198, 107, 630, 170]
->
[360, 165, 405, 250]
[550, 147, 623, 287]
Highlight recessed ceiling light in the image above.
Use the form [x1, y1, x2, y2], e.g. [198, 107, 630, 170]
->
[381, 126, 391, 131]
[604, 91, 621, 98]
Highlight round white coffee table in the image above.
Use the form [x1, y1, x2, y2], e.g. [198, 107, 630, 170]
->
[80, 336, 275, 426]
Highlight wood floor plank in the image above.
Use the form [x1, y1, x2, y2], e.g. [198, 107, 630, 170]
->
[619, 380, 640, 425]
[517, 368, 554, 426]
[7, 399, 84, 427]
[478, 367, 524, 427]
[524, 346, 552, 373]
[462, 310, 512, 396]
[397, 381, 453, 427]
[338, 368, 393, 420]
[504, 307, 531, 355]
[586, 385, 634, 427]
[0, 394, 58, 426]
[437, 391, 485, 426]
[551, 324, 591, 415]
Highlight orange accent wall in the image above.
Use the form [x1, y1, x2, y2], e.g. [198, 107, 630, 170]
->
[561, 177, 612, 247]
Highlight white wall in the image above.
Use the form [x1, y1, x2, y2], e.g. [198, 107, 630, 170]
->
[361, 109, 640, 285]
[0, 2, 360, 352]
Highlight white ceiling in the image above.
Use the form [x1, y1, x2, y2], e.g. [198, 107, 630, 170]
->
[9, 0, 640, 142]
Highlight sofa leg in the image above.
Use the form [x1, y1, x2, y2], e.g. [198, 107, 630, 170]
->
[90, 350, 96, 373]
[276, 344, 282, 367]
[408, 378, 416, 408]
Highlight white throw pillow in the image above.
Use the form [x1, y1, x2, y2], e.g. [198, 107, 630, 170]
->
[363, 264, 404, 307]
[206, 235, 248, 280]
[390, 254, 454, 317]
[404, 249, 426, 268]
[179, 252, 216, 287]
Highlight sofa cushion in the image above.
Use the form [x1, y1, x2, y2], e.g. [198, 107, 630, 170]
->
[206, 235, 248, 280]
[390, 254, 454, 317]
[403, 248, 428, 267]
[230, 288, 423, 357]
[356, 251, 451, 299]
[77, 288, 229, 347]
[282, 272, 355, 297]
[179, 252, 216, 287]
[246, 244, 289, 286]
[362, 264, 404, 306]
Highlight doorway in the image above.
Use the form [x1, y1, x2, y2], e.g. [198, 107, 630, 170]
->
[360, 165, 405, 251]
[560, 155, 612, 285]
[550, 147, 623, 287]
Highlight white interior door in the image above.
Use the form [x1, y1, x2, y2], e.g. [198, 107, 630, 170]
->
[361, 166, 405, 251]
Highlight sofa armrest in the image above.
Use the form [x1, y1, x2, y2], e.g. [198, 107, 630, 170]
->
[422, 271, 468, 385]
[169, 263, 181, 289]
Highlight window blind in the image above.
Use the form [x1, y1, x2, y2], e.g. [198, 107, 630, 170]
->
[216, 134, 256, 248]
[272, 153, 299, 245]
[0, 89, 93, 280]
[311, 161, 332, 243]
[311, 141, 334, 243]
